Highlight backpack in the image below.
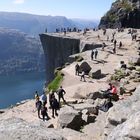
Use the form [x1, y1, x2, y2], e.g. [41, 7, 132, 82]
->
[36, 101, 42, 110]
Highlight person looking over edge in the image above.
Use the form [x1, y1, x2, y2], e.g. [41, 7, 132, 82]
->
[57, 86, 66, 104]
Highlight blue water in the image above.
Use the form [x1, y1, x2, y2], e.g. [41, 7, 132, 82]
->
[0, 72, 45, 109]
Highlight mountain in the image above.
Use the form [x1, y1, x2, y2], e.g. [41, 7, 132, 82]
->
[99, 0, 140, 28]
[0, 27, 45, 75]
[0, 12, 98, 35]
[70, 19, 99, 29]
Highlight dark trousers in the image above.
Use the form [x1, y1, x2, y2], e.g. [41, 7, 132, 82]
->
[59, 95, 66, 104]
[52, 108, 58, 117]
[37, 108, 41, 118]
[42, 112, 49, 121]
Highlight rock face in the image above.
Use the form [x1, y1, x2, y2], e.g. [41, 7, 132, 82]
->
[57, 106, 84, 131]
[0, 118, 65, 140]
[99, 0, 140, 28]
[40, 34, 80, 83]
[104, 84, 140, 138]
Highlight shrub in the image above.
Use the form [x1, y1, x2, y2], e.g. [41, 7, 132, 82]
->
[48, 72, 64, 92]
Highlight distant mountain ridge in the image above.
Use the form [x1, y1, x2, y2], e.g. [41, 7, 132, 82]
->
[0, 27, 45, 75]
[0, 12, 98, 35]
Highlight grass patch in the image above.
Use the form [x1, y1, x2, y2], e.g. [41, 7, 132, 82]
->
[110, 69, 127, 81]
[48, 72, 64, 92]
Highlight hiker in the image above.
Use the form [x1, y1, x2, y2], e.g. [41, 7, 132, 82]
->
[114, 40, 117, 47]
[35, 98, 42, 119]
[120, 61, 127, 69]
[75, 64, 80, 75]
[91, 50, 94, 60]
[119, 41, 122, 48]
[51, 95, 59, 118]
[80, 71, 86, 82]
[57, 86, 66, 104]
[102, 42, 106, 51]
[113, 46, 116, 54]
[103, 29, 106, 35]
[35, 91, 40, 102]
[95, 49, 98, 59]
[41, 103, 49, 121]
[40, 91, 47, 106]
[107, 36, 109, 41]
[49, 91, 54, 108]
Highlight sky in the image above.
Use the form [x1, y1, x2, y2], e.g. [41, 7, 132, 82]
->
[0, 0, 116, 20]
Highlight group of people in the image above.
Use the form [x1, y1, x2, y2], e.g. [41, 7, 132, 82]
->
[35, 86, 66, 121]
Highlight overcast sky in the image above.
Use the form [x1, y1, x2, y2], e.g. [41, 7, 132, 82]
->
[0, 0, 116, 20]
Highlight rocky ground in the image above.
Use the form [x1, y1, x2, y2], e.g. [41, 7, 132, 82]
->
[0, 29, 140, 140]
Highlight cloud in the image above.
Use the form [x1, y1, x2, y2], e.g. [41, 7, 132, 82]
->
[13, 0, 25, 4]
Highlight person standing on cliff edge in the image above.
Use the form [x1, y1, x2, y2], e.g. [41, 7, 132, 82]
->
[57, 86, 66, 105]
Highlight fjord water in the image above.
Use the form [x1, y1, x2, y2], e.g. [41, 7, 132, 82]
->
[0, 72, 45, 109]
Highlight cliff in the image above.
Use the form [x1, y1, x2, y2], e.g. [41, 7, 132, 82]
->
[39, 33, 80, 83]
[99, 0, 140, 28]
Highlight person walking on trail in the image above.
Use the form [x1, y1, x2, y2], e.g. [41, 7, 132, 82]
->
[57, 86, 66, 104]
[75, 64, 80, 75]
[91, 50, 94, 60]
[35, 98, 42, 119]
[80, 71, 86, 82]
[40, 91, 47, 106]
[95, 49, 98, 59]
[41, 103, 49, 121]
[51, 95, 59, 118]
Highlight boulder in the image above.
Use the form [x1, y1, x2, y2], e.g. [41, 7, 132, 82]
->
[89, 69, 102, 79]
[129, 56, 140, 66]
[79, 61, 91, 74]
[107, 111, 140, 140]
[0, 118, 66, 140]
[104, 84, 140, 137]
[57, 106, 84, 131]
[87, 91, 103, 100]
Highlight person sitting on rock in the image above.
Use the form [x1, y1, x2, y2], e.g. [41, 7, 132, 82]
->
[41, 102, 49, 121]
[57, 86, 66, 104]
[51, 95, 59, 118]
[35, 97, 42, 119]
[103, 83, 118, 100]
[80, 71, 86, 82]
[75, 64, 80, 75]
